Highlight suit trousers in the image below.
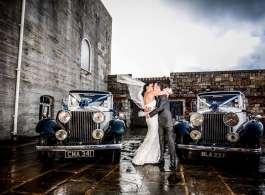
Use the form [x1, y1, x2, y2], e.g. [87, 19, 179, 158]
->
[158, 123, 175, 159]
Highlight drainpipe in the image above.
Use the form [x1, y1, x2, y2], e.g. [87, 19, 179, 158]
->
[12, 0, 26, 141]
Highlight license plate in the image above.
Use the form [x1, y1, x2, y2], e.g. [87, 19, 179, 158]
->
[201, 152, 226, 158]
[65, 150, 94, 158]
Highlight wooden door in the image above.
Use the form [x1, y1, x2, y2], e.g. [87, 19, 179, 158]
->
[170, 101, 183, 118]
[132, 103, 147, 127]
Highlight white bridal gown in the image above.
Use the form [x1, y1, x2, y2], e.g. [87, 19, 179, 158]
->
[132, 100, 160, 165]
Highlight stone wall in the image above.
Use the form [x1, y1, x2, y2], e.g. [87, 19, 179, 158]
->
[0, 0, 112, 139]
[170, 70, 265, 97]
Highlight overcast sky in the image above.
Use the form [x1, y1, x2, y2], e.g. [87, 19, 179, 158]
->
[101, 0, 265, 78]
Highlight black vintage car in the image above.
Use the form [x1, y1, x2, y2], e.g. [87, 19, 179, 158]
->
[35, 90, 126, 164]
[174, 91, 264, 168]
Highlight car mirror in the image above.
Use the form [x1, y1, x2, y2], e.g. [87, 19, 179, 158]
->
[244, 98, 248, 104]
[191, 100, 197, 112]
[110, 109, 117, 116]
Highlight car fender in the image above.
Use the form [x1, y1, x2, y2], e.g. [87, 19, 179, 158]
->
[241, 120, 264, 137]
[111, 119, 126, 134]
[174, 120, 190, 135]
[35, 119, 65, 134]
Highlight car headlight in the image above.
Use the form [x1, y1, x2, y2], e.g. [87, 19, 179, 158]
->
[190, 113, 204, 126]
[55, 130, 68, 140]
[93, 112, 105, 123]
[190, 130, 201, 140]
[226, 132, 239, 142]
[58, 111, 71, 123]
[223, 112, 239, 127]
[92, 129, 104, 139]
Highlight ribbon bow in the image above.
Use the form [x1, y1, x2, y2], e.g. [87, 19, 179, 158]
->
[209, 101, 219, 112]
[79, 99, 89, 109]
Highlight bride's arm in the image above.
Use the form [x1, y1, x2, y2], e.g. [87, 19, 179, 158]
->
[149, 90, 168, 97]
[148, 95, 167, 118]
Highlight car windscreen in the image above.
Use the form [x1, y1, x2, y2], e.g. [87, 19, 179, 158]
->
[69, 93, 110, 107]
[198, 93, 240, 109]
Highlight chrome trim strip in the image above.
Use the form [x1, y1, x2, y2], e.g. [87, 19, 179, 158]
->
[36, 144, 122, 151]
[177, 144, 262, 154]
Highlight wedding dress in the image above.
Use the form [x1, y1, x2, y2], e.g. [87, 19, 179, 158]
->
[116, 74, 160, 165]
[132, 100, 160, 165]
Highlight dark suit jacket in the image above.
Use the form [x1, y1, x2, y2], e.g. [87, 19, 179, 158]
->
[149, 95, 173, 128]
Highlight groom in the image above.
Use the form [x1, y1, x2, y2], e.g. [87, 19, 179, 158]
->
[146, 81, 176, 168]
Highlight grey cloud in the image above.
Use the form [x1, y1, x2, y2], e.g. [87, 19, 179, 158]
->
[236, 38, 265, 70]
[162, 0, 265, 26]
[162, 0, 265, 71]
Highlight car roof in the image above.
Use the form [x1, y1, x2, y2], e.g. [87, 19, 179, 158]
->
[69, 90, 112, 95]
[198, 91, 243, 96]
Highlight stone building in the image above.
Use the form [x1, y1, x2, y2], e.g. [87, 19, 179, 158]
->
[108, 69, 265, 126]
[0, 0, 112, 140]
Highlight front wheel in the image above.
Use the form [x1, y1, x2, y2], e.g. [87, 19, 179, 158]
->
[38, 134, 55, 164]
[176, 134, 190, 161]
[247, 154, 260, 170]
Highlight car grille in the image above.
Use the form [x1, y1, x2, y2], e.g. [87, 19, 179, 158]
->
[200, 112, 230, 146]
[67, 111, 97, 144]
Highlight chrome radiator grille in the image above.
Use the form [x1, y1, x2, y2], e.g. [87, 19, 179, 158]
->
[67, 111, 97, 143]
[201, 112, 230, 146]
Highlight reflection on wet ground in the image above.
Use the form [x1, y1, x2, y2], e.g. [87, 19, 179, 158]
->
[0, 127, 265, 194]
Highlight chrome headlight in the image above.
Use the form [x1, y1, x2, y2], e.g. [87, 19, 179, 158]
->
[226, 132, 239, 142]
[58, 111, 71, 123]
[92, 129, 104, 139]
[190, 113, 204, 126]
[223, 112, 239, 127]
[190, 130, 201, 140]
[55, 130, 68, 140]
[93, 112, 105, 123]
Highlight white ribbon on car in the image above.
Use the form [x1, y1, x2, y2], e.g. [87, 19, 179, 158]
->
[198, 94, 241, 112]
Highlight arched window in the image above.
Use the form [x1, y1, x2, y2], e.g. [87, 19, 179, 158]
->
[81, 38, 91, 73]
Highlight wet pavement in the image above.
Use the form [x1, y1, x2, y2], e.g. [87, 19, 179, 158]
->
[0, 127, 265, 195]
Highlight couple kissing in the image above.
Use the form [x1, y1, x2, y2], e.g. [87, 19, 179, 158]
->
[133, 81, 176, 168]
[117, 75, 176, 168]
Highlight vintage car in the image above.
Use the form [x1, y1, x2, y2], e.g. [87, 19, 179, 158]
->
[35, 90, 126, 164]
[174, 91, 263, 167]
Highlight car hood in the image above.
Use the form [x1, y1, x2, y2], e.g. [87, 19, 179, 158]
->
[68, 106, 110, 112]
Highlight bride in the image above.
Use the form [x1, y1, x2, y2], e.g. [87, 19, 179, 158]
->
[132, 82, 168, 165]
[116, 75, 168, 165]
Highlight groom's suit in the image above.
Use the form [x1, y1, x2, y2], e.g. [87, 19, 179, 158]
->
[149, 95, 176, 163]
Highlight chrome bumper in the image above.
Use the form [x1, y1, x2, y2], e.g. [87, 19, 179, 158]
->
[36, 144, 122, 151]
[177, 144, 262, 154]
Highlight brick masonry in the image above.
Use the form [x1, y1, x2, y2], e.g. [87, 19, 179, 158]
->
[0, 0, 112, 139]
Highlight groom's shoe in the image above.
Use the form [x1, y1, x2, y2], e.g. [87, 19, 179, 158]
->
[153, 158, 165, 165]
[169, 155, 176, 168]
